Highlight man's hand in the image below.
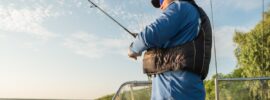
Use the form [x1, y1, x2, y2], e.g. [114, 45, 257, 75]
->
[128, 47, 141, 60]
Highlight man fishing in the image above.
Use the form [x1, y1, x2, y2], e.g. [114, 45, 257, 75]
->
[128, 0, 212, 99]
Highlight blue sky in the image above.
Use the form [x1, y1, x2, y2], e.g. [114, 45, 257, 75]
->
[0, 0, 269, 99]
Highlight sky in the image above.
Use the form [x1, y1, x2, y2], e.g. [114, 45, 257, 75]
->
[0, 0, 269, 99]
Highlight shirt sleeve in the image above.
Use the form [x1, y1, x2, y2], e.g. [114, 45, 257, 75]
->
[130, 2, 185, 54]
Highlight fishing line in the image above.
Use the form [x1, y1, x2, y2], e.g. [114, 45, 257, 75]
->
[210, 0, 218, 77]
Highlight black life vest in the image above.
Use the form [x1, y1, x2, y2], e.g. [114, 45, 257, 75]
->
[143, 1, 212, 80]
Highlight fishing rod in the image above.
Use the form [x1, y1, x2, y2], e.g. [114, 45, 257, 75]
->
[87, 0, 137, 38]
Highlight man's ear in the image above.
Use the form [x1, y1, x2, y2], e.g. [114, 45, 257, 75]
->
[151, 0, 160, 8]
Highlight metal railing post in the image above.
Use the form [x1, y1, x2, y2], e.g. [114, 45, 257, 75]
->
[130, 85, 135, 100]
[215, 78, 219, 100]
[112, 81, 151, 100]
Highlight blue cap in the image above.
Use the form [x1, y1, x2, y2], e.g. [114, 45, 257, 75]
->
[159, 0, 164, 5]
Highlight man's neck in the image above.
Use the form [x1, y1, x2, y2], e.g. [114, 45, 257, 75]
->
[160, 0, 174, 11]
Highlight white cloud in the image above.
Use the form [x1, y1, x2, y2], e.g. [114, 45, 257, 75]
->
[63, 32, 132, 58]
[214, 26, 252, 58]
[0, 4, 58, 40]
[201, 0, 262, 11]
[196, 0, 211, 7]
[0, 0, 88, 41]
[0, 33, 7, 41]
[228, 0, 262, 11]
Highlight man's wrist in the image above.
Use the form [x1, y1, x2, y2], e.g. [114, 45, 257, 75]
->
[131, 34, 148, 54]
[130, 43, 142, 55]
[130, 43, 146, 55]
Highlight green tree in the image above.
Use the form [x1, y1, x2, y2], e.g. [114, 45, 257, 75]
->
[205, 7, 270, 100]
[205, 75, 218, 100]
[233, 8, 270, 99]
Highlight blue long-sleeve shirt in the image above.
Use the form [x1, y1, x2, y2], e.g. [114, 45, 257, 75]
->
[131, 1, 205, 100]
[131, 1, 200, 54]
